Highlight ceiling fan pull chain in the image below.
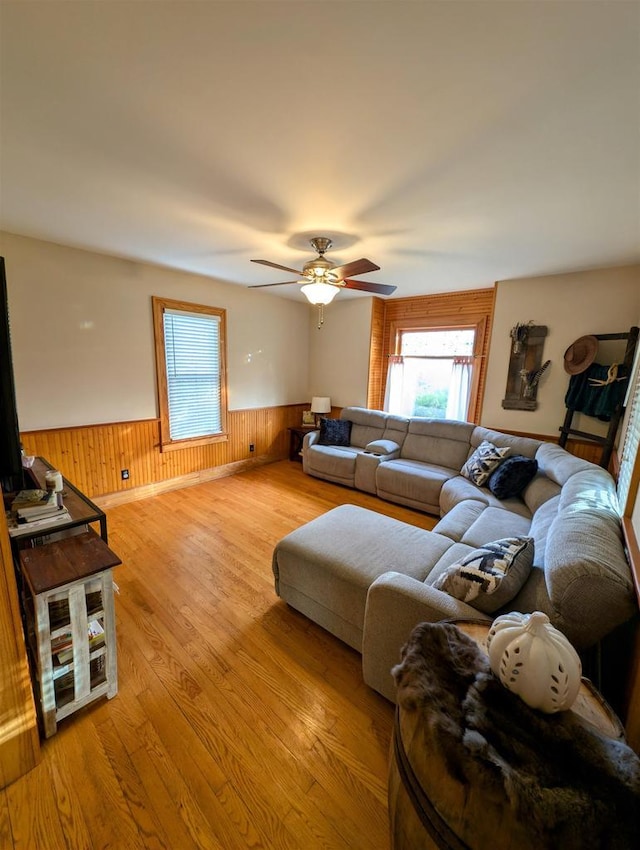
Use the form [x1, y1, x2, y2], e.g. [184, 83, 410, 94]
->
[317, 304, 324, 329]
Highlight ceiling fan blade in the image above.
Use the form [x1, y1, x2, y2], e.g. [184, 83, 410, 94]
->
[343, 279, 397, 295]
[330, 258, 380, 281]
[249, 280, 301, 288]
[251, 259, 304, 276]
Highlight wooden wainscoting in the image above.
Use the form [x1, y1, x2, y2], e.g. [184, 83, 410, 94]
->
[20, 405, 309, 501]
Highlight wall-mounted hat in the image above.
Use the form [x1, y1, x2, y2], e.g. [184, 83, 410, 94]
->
[563, 335, 598, 375]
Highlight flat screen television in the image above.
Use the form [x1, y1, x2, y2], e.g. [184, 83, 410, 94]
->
[0, 256, 26, 493]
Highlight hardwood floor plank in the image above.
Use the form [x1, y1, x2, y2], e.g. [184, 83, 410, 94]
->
[97, 717, 172, 850]
[0, 791, 13, 849]
[4, 759, 68, 850]
[4, 461, 438, 849]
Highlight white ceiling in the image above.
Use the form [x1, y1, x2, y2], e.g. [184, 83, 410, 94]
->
[1, 1, 639, 301]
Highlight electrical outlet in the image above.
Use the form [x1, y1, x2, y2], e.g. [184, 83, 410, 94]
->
[121, 469, 130, 480]
[249, 443, 255, 452]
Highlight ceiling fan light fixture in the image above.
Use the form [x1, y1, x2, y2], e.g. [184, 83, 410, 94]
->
[301, 282, 339, 305]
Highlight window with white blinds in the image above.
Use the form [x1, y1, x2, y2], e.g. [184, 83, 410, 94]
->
[152, 297, 227, 449]
[617, 358, 640, 516]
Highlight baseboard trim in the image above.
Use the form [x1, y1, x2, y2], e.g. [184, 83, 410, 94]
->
[93, 454, 280, 508]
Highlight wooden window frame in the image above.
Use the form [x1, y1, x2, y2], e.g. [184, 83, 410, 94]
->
[386, 315, 486, 423]
[152, 296, 228, 452]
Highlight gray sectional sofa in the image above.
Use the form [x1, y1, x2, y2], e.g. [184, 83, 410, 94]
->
[273, 407, 638, 701]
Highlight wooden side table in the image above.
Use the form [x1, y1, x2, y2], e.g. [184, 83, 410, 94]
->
[389, 620, 628, 850]
[288, 426, 317, 462]
[19, 530, 121, 737]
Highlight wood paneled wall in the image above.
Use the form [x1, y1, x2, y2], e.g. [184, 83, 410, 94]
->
[20, 404, 309, 500]
[0, 510, 40, 788]
[371, 288, 496, 422]
[367, 297, 387, 409]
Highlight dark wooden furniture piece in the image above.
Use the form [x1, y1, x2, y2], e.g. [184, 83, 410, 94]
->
[559, 326, 639, 469]
[19, 530, 121, 737]
[288, 426, 316, 462]
[20, 457, 109, 542]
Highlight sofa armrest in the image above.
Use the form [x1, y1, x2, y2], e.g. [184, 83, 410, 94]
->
[364, 439, 400, 456]
[303, 430, 320, 449]
[362, 571, 491, 702]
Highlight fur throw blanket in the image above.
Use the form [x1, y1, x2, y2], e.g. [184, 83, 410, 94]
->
[392, 622, 640, 850]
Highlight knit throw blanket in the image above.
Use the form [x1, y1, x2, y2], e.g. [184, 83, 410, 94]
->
[392, 622, 640, 850]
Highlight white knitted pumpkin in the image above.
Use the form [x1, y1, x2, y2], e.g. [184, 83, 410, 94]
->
[486, 611, 582, 713]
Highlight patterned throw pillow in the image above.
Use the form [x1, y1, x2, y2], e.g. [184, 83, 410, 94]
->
[433, 537, 534, 614]
[461, 441, 510, 486]
[318, 418, 352, 447]
[488, 455, 539, 499]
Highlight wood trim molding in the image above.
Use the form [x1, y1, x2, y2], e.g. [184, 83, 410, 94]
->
[621, 517, 640, 753]
[0, 509, 40, 788]
[371, 288, 495, 422]
[93, 454, 279, 508]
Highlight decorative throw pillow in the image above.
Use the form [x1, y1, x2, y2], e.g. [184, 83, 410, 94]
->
[318, 418, 352, 447]
[488, 455, 539, 500]
[460, 441, 511, 486]
[433, 537, 534, 614]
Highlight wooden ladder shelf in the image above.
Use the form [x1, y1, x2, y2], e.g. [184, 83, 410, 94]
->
[559, 326, 639, 468]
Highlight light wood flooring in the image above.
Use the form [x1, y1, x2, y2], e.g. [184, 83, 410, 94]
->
[2, 460, 437, 850]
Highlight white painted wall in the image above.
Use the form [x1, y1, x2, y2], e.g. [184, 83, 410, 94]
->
[482, 265, 640, 436]
[307, 296, 373, 408]
[0, 231, 310, 430]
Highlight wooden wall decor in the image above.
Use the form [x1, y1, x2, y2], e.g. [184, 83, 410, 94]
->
[502, 324, 549, 411]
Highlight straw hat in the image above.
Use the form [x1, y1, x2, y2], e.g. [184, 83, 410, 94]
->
[563, 335, 598, 375]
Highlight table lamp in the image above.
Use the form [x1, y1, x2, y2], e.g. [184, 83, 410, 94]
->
[311, 396, 331, 427]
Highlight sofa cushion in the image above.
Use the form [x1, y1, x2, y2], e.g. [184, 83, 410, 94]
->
[305, 444, 360, 485]
[432, 537, 534, 613]
[488, 455, 539, 499]
[340, 406, 388, 448]
[318, 418, 352, 446]
[376, 459, 457, 513]
[461, 441, 510, 486]
[460, 505, 532, 548]
[471, 426, 541, 458]
[521, 473, 562, 514]
[401, 419, 475, 469]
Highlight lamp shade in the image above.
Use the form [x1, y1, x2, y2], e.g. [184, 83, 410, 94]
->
[310, 396, 331, 414]
[301, 282, 339, 305]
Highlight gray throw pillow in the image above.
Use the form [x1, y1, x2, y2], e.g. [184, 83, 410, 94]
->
[461, 440, 510, 486]
[433, 537, 534, 614]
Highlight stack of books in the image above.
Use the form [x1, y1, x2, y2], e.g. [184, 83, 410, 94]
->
[53, 620, 105, 666]
[8, 488, 71, 536]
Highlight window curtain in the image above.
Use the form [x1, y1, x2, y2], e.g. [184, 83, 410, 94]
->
[445, 356, 474, 420]
[384, 355, 413, 416]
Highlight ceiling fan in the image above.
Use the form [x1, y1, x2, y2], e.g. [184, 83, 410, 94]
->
[249, 236, 397, 303]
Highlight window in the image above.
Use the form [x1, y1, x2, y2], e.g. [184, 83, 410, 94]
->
[152, 297, 227, 450]
[617, 353, 640, 516]
[384, 327, 476, 420]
